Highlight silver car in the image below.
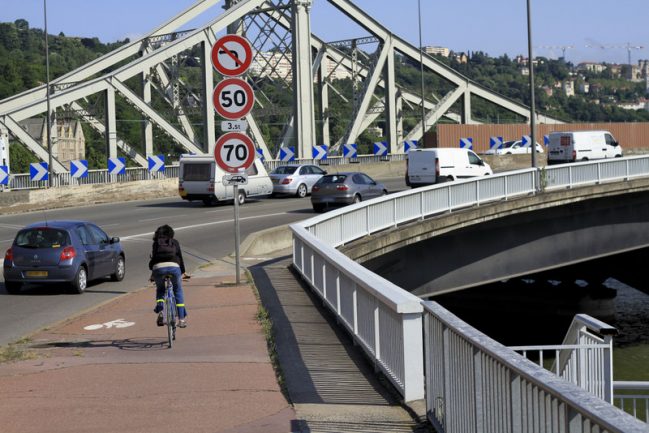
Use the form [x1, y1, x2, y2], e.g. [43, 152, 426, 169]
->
[269, 164, 327, 198]
[310, 172, 388, 212]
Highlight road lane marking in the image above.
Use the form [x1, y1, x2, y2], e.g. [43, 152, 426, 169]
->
[0, 223, 24, 229]
[139, 214, 187, 222]
[120, 211, 289, 240]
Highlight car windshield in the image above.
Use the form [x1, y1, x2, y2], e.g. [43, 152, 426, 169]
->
[15, 228, 70, 249]
[318, 174, 347, 184]
[273, 166, 298, 175]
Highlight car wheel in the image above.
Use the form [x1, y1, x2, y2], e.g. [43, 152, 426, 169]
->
[202, 196, 217, 206]
[71, 266, 88, 294]
[111, 256, 125, 282]
[353, 195, 362, 204]
[296, 184, 308, 198]
[312, 203, 325, 213]
[381, 189, 388, 196]
[446, 176, 454, 182]
[236, 190, 246, 205]
[5, 281, 22, 294]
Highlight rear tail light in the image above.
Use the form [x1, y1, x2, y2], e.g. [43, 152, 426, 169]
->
[572, 150, 576, 161]
[4, 248, 12, 261]
[208, 182, 215, 192]
[281, 178, 292, 185]
[336, 185, 349, 191]
[60, 246, 76, 261]
[312, 185, 320, 192]
[435, 158, 440, 178]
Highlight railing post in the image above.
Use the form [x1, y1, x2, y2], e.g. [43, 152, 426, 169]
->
[597, 161, 601, 184]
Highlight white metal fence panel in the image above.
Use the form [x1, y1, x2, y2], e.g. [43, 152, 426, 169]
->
[424, 301, 646, 433]
[627, 157, 649, 178]
[324, 268, 338, 311]
[449, 182, 477, 209]
[614, 382, 649, 423]
[367, 200, 396, 233]
[312, 254, 326, 297]
[338, 273, 356, 332]
[394, 193, 421, 224]
[356, 289, 378, 356]
[422, 187, 451, 215]
[378, 306, 405, 389]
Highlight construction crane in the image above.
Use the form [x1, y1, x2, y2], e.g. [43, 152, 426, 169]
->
[585, 42, 645, 65]
[536, 45, 574, 60]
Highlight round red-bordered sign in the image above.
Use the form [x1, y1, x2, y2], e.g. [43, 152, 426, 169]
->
[214, 132, 256, 173]
[212, 78, 255, 120]
[211, 35, 253, 77]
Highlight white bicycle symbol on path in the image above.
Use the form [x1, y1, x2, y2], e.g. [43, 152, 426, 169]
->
[84, 319, 135, 331]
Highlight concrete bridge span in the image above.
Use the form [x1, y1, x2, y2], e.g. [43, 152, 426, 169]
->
[341, 177, 649, 297]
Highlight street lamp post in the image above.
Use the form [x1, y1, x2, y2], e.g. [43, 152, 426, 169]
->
[44, 0, 53, 187]
[417, 0, 426, 148]
[526, 0, 537, 173]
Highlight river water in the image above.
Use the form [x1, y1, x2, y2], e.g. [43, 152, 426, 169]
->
[433, 275, 649, 382]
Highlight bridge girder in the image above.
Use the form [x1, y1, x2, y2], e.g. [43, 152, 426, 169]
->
[0, 0, 563, 173]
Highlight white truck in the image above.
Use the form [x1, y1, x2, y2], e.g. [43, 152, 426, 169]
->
[547, 130, 622, 164]
[178, 154, 272, 205]
[406, 147, 493, 187]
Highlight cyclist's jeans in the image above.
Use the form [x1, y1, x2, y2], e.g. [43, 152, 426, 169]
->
[153, 266, 186, 319]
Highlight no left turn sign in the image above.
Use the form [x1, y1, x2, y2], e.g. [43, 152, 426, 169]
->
[211, 35, 253, 77]
[214, 132, 256, 173]
[213, 78, 255, 120]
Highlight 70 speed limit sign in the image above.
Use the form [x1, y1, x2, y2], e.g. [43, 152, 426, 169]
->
[213, 78, 255, 120]
[214, 132, 256, 173]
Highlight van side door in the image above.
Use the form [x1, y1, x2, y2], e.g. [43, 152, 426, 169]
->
[604, 133, 617, 158]
[465, 150, 485, 177]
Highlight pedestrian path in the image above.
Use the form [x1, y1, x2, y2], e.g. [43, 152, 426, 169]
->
[0, 253, 431, 433]
[250, 256, 431, 433]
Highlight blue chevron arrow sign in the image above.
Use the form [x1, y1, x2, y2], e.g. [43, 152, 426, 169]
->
[70, 160, 88, 178]
[343, 143, 357, 158]
[0, 166, 8, 185]
[404, 140, 418, 153]
[108, 157, 126, 175]
[279, 146, 295, 162]
[30, 162, 48, 181]
[373, 141, 388, 156]
[490, 136, 503, 149]
[148, 154, 165, 172]
[312, 144, 328, 160]
[460, 137, 473, 149]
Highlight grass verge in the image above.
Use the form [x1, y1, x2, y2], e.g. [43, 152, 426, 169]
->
[0, 338, 38, 363]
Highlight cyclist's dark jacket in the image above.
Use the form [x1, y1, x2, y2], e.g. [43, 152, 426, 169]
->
[149, 237, 186, 274]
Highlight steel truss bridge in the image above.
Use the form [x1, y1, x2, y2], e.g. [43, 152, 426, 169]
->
[0, 0, 562, 174]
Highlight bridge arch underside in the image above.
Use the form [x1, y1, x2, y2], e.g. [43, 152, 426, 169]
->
[361, 191, 649, 298]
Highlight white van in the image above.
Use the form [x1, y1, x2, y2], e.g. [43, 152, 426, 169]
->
[547, 130, 622, 164]
[406, 148, 493, 187]
[178, 155, 272, 205]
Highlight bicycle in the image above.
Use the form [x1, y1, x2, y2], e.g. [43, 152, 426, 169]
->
[162, 274, 178, 348]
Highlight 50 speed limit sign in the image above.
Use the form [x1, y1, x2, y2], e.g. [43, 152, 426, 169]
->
[213, 78, 255, 120]
[214, 132, 256, 173]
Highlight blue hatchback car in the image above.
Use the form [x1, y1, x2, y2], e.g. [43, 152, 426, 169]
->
[3, 221, 126, 294]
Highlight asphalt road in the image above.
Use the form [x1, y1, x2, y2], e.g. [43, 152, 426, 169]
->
[0, 176, 406, 347]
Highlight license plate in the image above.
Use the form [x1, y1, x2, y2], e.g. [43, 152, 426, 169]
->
[26, 271, 48, 277]
[272, 179, 279, 184]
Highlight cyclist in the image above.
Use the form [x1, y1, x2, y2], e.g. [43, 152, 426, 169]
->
[148, 224, 188, 328]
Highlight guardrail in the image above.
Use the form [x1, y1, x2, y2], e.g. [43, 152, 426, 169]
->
[290, 155, 649, 431]
[2, 153, 405, 191]
[509, 314, 616, 403]
[424, 302, 645, 433]
[614, 382, 649, 422]
[7, 166, 179, 190]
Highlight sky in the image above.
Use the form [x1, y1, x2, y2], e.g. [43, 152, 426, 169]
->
[1, 0, 647, 65]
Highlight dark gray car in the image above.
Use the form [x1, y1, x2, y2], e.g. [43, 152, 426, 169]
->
[3, 220, 125, 294]
[310, 172, 387, 212]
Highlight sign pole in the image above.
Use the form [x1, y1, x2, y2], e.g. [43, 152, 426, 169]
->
[233, 183, 241, 285]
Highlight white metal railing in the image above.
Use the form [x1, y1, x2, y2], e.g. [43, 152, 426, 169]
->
[544, 155, 649, 190]
[509, 314, 616, 403]
[291, 223, 425, 401]
[3, 153, 405, 191]
[424, 302, 645, 433]
[291, 155, 649, 430]
[7, 166, 178, 190]
[614, 382, 649, 423]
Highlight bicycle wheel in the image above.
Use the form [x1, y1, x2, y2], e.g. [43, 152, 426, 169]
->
[169, 293, 177, 342]
[165, 296, 173, 348]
